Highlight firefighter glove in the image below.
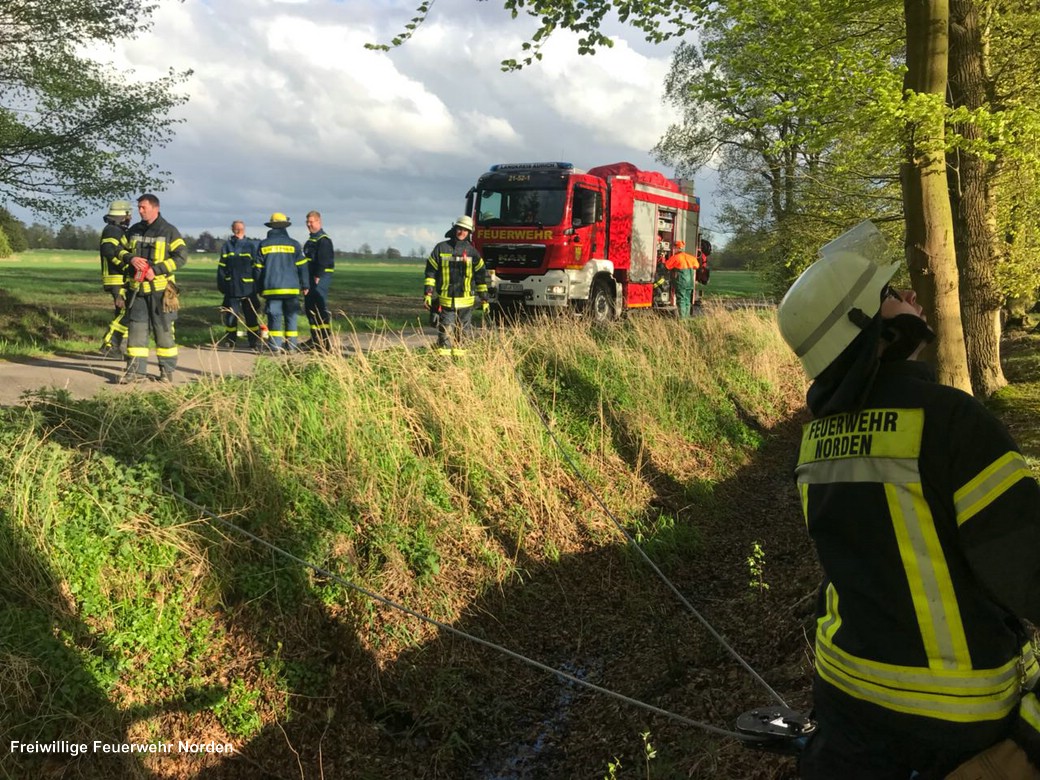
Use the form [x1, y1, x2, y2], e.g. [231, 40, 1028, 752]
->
[482, 301, 490, 314]
[423, 294, 432, 310]
[130, 256, 149, 272]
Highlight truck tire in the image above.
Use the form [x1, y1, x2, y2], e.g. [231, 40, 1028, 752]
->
[589, 279, 616, 323]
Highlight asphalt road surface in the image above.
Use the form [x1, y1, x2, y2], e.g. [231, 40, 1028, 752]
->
[0, 330, 434, 407]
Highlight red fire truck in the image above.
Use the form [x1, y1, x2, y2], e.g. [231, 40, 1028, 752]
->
[465, 161, 700, 320]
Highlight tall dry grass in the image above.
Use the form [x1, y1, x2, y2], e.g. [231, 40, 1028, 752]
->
[0, 307, 806, 774]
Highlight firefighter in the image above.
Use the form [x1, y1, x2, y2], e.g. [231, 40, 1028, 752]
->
[255, 212, 309, 354]
[118, 194, 187, 384]
[694, 238, 712, 306]
[216, 220, 261, 350]
[652, 247, 671, 308]
[301, 210, 335, 352]
[777, 231, 1040, 779]
[665, 240, 700, 318]
[423, 215, 488, 357]
[98, 200, 132, 356]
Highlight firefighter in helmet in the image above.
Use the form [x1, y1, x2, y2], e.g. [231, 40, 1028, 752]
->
[777, 223, 1040, 779]
[423, 215, 488, 357]
[255, 212, 309, 354]
[98, 200, 132, 356]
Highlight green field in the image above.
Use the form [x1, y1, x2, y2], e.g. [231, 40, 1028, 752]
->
[0, 249, 766, 356]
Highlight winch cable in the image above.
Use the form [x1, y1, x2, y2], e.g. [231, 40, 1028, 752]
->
[164, 485, 762, 743]
[516, 371, 789, 709]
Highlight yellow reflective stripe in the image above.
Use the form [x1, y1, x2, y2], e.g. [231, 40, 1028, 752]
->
[170, 238, 185, 252]
[264, 288, 299, 296]
[156, 346, 178, 358]
[1023, 692, 1040, 732]
[815, 644, 1022, 722]
[954, 451, 1033, 526]
[295, 258, 307, 267]
[797, 456, 919, 485]
[439, 296, 475, 307]
[101, 237, 121, 246]
[102, 274, 124, 285]
[818, 582, 842, 642]
[818, 630, 1026, 697]
[423, 277, 436, 287]
[798, 482, 810, 527]
[127, 347, 149, 357]
[261, 245, 297, 254]
[887, 482, 971, 670]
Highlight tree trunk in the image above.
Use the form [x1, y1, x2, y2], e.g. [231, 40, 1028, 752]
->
[947, 0, 1007, 396]
[901, 0, 972, 392]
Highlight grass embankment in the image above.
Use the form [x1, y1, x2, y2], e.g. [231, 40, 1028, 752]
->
[0, 249, 765, 357]
[0, 308, 805, 778]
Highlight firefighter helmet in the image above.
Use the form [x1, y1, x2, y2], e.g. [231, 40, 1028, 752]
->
[454, 215, 474, 232]
[778, 248, 900, 378]
[106, 200, 132, 218]
[675, 240, 686, 249]
[264, 212, 291, 228]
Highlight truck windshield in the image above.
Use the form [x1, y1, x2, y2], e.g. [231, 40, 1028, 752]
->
[477, 188, 567, 228]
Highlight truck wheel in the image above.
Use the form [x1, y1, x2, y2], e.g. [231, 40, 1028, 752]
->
[589, 279, 616, 323]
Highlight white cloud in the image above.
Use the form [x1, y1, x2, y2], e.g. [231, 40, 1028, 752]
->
[33, 0, 721, 251]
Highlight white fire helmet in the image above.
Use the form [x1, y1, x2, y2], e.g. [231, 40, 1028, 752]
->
[777, 221, 900, 378]
[106, 200, 132, 218]
[454, 215, 474, 232]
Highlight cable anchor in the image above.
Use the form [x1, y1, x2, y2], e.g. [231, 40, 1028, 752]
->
[736, 706, 815, 755]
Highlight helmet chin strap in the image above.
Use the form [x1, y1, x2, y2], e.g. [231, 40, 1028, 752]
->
[880, 314, 936, 362]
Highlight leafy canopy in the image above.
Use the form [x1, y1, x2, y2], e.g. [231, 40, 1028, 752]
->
[0, 0, 191, 221]
[370, 0, 706, 70]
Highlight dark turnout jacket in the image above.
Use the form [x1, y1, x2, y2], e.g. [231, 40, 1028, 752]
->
[256, 228, 308, 299]
[218, 235, 258, 298]
[423, 236, 488, 310]
[796, 360, 1040, 762]
[119, 214, 187, 295]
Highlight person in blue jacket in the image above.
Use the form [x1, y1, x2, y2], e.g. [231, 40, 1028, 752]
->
[216, 220, 261, 350]
[301, 210, 335, 352]
[255, 213, 309, 354]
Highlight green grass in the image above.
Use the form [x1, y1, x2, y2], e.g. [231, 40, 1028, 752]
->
[696, 269, 770, 300]
[0, 250, 768, 357]
[0, 250, 428, 356]
[0, 311, 802, 778]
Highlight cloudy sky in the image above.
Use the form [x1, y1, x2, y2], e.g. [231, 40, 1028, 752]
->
[72, 0, 719, 254]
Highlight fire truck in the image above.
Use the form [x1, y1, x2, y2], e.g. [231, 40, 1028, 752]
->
[465, 161, 700, 320]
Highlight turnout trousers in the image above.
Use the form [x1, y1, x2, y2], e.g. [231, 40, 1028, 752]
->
[221, 294, 261, 347]
[265, 296, 301, 352]
[103, 290, 128, 349]
[125, 293, 178, 377]
[304, 274, 332, 349]
[436, 306, 473, 355]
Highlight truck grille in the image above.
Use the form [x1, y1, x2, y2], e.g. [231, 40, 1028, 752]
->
[482, 245, 546, 271]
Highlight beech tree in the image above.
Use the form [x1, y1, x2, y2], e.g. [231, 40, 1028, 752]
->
[0, 0, 190, 222]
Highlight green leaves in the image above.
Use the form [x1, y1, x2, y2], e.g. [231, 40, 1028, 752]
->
[0, 0, 189, 221]
[374, 0, 706, 70]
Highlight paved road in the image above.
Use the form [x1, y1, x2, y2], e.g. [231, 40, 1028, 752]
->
[0, 330, 435, 407]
